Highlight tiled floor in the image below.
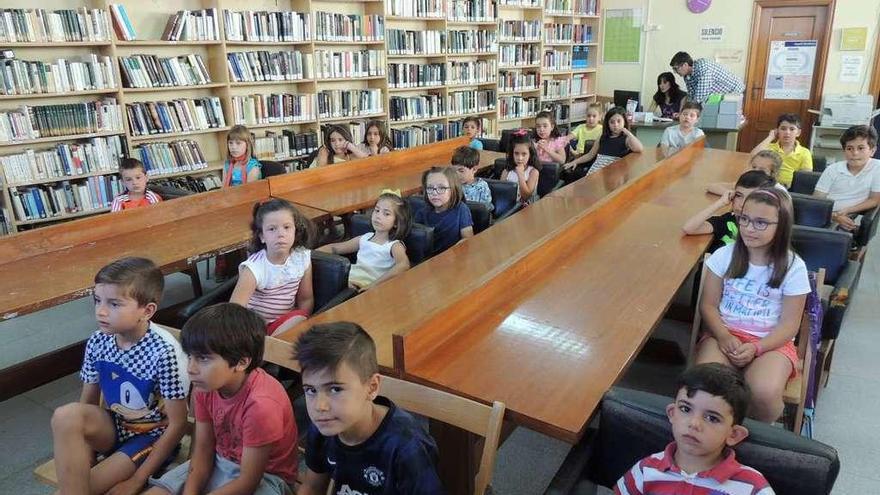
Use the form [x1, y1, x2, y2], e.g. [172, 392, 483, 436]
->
[1, 250, 878, 494]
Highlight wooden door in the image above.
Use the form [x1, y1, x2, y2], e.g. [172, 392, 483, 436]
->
[739, 1, 834, 152]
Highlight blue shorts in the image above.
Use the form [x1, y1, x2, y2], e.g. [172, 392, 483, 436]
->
[104, 411, 177, 467]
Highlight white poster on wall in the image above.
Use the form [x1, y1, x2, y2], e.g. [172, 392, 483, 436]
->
[839, 54, 864, 83]
[765, 40, 817, 100]
[699, 25, 724, 42]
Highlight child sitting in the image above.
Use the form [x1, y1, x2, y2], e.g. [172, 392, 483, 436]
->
[415, 166, 474, 254]
[223, 125, 263, 186]
[294, 321, 444, 495]
[615, 363, 773, 495]
[231, 198, 316, 336]
[749, 113, 813, 188]
[813, 124, 880, 231]
[314, 125, 370, 166]
[660, 102, 705, 154]
[318, 192, 413, 290]
[566, 102, 603, 156]
[51, 257, 189, 495]
[462, 116, 484, 150]
[707, 150, 788, 197]
[452, 146, 493, 211]
[146, 303, 298, 495]
[503, 133, 541, 205]
[358, 120, 393, 156]
[111, 157, 162, 211]
[696, 188, 810, 423]
[562, 106, 644, 178]
[683, 170, 776, 252]
[533, 110, 569, 164]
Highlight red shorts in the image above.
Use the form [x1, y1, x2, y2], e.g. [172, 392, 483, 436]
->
[701, 329, 799, 379]
[266, 309, 309, 336]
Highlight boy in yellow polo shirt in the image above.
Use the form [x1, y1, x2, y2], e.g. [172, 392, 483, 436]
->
[566, 102, 604, 156]
[749, 113, 813, 187]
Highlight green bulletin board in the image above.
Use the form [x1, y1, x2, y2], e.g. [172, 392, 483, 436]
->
[603, 8, 643, 63]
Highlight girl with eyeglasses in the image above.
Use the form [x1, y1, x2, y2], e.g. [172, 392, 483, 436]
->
[694, 188, 811, 423]
[414, 166, 474, 254]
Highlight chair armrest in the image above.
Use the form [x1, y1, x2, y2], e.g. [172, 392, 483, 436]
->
[177, 277, 239, 320]
[543, 429, 598, 495]
[495, 203, 524, 221]
[314, 287, 358, 315]
[854, 205, 879, 246]
[823, 260, 861, 340]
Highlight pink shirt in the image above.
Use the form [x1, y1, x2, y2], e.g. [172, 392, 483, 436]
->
[194, 368, 299, 483]
[535, 136, 569, 163]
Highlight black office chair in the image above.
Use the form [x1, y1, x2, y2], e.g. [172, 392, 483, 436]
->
[537, 162, 563, 197]
[791, 193, 834, 228]
[790, 170, 822, 195]
[259, 160, 287, 178]
[812, 156, 828, 173]
[485, 178, 520, 220]
[479, 138, 500, 152]
[153, 251, 356, 328]
[466, 201, 493, 234]
[853, 206, 879, 247]
[148, 184, 192, 200]
[349, 213, 435, 265]
[545, 387, 840, 495]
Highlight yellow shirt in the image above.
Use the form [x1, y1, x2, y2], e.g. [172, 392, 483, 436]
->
[571, 124, 603, 154]
[768, 140, 813, 187]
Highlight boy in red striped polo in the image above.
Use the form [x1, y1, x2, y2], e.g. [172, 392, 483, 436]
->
[616, 363, 774, 495]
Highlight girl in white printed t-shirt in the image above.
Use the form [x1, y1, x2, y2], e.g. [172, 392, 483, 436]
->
[695, 188, 811, 424]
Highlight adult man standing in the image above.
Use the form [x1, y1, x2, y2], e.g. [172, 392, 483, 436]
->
[670, 51, 745, 103]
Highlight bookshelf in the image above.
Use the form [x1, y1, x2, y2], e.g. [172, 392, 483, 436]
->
[0, 0, 601, 235]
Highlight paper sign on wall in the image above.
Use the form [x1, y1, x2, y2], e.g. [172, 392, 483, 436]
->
[699, 25, 724, 42]
[840, 27, 868, 51]
[765, 40, 817, 100]
[839, 55, 864, 83]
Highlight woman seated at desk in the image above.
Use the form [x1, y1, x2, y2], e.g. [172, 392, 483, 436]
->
[649, 72, 687, 120]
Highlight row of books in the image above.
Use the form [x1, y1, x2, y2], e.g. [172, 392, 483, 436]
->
[161, 8, 220, 41]
[387, 29, 445, 56]
[253, 129, 318, 161]
[448, 60, 496, 85]
[151, 175, 221, 194]
[109, 4, 136, 41]
[546, 0, 573, 14]
[388, 63, 445, 89]
[118, 54, 211, 89]
[389, 94, 445, 122]
[386, 0, 445, 18]
[447, 0, 496, 22]
[447, 89, 495, 116]
[447, 29, 496, 53]
[571, 73, 592, 95]
[126, 97, 226, 137]
[545, 24, 573, 44]
[499, 20, 540, 42]
[499, 44, 541, 67]
[133, 139, 208, 176]
[223, 10, 310, 43]
[334, 121, 368, 146]
[0, 99, 122, 142]
[545, 102, 570, 123]
[9, 175, 120, 222]
[498, 70, 539, 92]
[317, 89, 384, 120]
[498, 0, 540, 6]
[314, 12, 384, 42]
[227, 51, 313, 83]
[0, 8, 110, 43]
[573, 46, 591, 69]
[391, 123, 446, 149]
[542, 79, 570, 100]
[231, 94, 317, 126]
[499, 95, 539, 120]
[0, 135, 124, 186]
[544, 50, 572, 71]
[574, 0, 599, 16]
[314, 50, 384, 80]
[574, 25, 593, 43]
[0, 55, 115, 96]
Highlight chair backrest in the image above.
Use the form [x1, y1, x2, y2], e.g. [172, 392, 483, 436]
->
[479, 138, 500, 152]
[790, 170, 822, 195]
[791, 225, 852, 285]
[854, 205, 879, 247]
[349, 214, 435, 265]
[812, 155, 827, 173]
[790, 192, 833, 228]
[537, 162, 561, 197]
[310, 250, 351, 313]
[586, 387, 840, 495]
[484, 178, 518, 218]
[491, 157, 507, 180]
[379, 375, 505, 495]
[259, 160, 288, 177]
[466, 201, 492, 234]
[148, 184, 193, 200]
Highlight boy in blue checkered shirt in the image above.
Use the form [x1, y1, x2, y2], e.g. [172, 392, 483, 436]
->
[295, 322, 445, 495]
[51, 257, 189, 495]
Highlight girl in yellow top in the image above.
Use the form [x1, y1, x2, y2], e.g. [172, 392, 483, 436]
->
[748, 113, 813, 188]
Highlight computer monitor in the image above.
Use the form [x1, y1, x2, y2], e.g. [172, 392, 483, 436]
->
[613, 90, 641, 111]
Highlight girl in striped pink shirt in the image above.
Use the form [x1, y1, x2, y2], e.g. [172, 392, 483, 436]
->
[231, 199, 315, 336]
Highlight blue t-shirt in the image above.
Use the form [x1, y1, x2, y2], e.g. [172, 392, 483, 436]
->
[304, 397, 444, 495]
[469, 138, 484, 150]
[414, 202, 473, 254]
[224, 157, 262, 186]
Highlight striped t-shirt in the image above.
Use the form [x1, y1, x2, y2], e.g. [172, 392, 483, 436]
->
[240, 248, 311, 323]
[615, 442, 774, 495]
[110, 190, 162, 212]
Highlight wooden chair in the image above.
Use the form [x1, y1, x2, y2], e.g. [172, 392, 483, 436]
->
[687, 255, 825, 433]
[380, 375, 505, 495]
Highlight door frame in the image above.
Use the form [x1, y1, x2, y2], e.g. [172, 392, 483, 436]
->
[870, 25, 880, 105]
[741, 0, 836, 148]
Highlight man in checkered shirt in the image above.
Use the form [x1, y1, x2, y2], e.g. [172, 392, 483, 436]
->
[671, 51, 745, 104]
